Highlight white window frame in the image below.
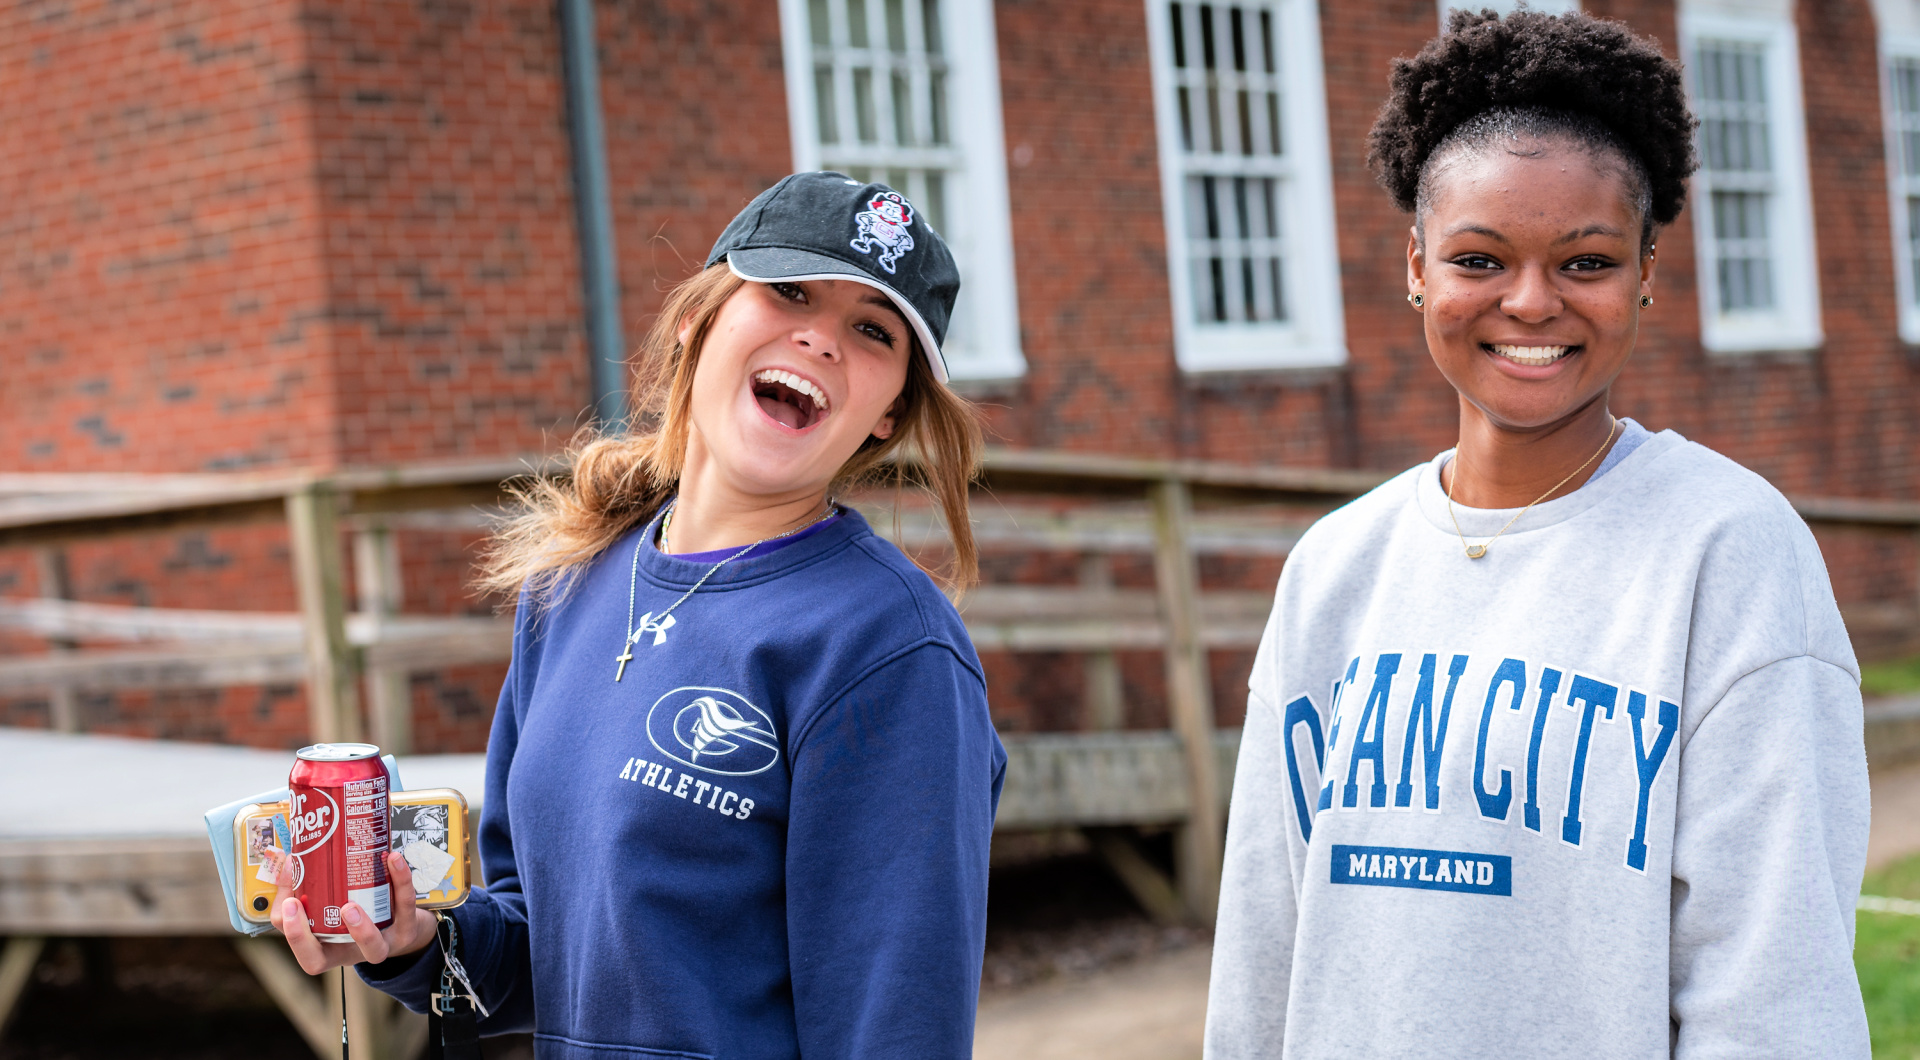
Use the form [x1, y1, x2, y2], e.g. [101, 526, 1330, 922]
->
[777, 0, 1026, 381]
[1143, 0, 1347, 372]
[1882, 33, 1920, 343]
[1678, 9, 1824, 353]
[1436, 0, 1577, 31]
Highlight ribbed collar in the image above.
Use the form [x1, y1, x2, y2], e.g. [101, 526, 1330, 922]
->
[1412, 429, 1686, 539]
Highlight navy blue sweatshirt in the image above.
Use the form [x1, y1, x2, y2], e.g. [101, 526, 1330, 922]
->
[363, 508, 1006, 1059]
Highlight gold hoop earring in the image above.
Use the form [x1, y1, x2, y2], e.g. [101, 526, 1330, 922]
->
[1640, 295, 1653, 308]
[1408, 293, 1424, 309]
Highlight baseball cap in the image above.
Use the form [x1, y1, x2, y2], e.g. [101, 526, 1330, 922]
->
[706, 171, 960, 383]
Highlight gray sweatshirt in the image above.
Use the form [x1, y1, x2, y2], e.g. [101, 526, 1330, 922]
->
[1205, 429, 1870, 1059]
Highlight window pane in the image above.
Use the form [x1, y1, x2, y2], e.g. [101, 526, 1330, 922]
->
[1168, 1, 1292, 326]
[930, 69, 949, 145]
[1909, 196, 1920, 307]
[923, 170, 947, 232]
[921, 0, 942, 54]
[892, 72, 913, 144]
[815, 66, 838, 143]
[853, 67, 877, 142]
[886, 0, 906, 51]
[809, 0, 833, 46]
[847, 0, 869, 47]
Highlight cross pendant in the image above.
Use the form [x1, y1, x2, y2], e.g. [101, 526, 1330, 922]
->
[614, 648, 633, 682]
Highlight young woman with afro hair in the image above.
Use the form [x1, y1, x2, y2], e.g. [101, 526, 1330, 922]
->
[1205, 11, 1869, 1058]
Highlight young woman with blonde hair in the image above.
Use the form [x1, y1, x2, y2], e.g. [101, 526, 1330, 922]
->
[269, 172, 1006, 1060]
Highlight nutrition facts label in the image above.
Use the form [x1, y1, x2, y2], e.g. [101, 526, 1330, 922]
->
[342, 776, 391, 917]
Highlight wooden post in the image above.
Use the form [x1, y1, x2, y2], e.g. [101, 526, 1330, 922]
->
[1149, 477, 1222, 924]
[354, 524, 411, 755]
[287, 483, 362, 744]
[33, 549, 79, 732]
[0, 935, 46, 1039]
[1080, 552, 1125, 732]
[1085, 827, 1184, 926]
[232, 938, 336, 1059]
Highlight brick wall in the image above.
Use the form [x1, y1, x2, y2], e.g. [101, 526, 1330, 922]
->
[2, 0, 1916, 748]
[0, 0, 336, 472]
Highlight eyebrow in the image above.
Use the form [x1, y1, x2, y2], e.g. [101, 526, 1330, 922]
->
[859, 291, 912, 335]
[1442, 223, 1508, 243]
[1553, 225, 1625, 244]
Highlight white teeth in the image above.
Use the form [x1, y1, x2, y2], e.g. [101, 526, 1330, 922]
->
[1490, 344, 1572, 367]
[753, 369, 830, 412]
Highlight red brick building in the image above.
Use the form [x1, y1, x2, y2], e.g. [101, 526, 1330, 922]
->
[2, 0, 1915, 748]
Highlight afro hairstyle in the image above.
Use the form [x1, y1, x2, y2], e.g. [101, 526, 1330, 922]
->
[1367, 9, 1698, 230]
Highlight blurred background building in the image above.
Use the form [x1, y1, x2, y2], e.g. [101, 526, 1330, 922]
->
[2, 0, 1917, 751]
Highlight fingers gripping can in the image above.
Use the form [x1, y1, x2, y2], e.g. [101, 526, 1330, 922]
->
[288, 743, 393, 941]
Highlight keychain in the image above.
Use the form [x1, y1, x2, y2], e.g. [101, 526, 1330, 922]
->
[429, 911, 485, 1060]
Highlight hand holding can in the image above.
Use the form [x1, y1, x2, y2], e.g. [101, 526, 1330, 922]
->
[266, 743, 438, 974]
[268, 846, 436, 974]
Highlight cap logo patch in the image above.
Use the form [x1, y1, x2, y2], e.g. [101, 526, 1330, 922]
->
[850, 192, 916, 274]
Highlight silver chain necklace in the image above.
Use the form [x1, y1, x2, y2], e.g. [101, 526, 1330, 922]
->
[614, 497, 836, 682]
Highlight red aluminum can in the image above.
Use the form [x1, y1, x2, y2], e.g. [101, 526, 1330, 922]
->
[287, 742, 393, 942]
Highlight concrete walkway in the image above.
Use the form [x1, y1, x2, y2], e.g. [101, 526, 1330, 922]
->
[975, 758, 1920, 1060]
[1869, 758, 1920, 871]
[974, 944, 1210, 1060]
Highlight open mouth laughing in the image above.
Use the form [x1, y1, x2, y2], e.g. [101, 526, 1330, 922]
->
[751, 368, 830, 430]
[1486, 343, 1576, 367]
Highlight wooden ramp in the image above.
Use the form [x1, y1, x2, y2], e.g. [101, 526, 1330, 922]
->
[0, 727, 485, 1057]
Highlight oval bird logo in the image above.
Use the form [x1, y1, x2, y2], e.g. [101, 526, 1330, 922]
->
[646, 686, 781, 777]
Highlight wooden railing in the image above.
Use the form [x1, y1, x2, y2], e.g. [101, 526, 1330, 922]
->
[0, 451, 1916, 925]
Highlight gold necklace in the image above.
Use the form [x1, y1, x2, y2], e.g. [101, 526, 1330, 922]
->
[1445, 418, 1619, 560]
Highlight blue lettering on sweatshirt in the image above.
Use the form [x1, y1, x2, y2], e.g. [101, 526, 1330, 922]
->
[1285, 650, 1682, 885]
[1560, 675, 1619, 846]
[1626, 690, 1680, 873]
[1330, 844, 1512, 896]
[1473, 658, 1527, 821]
[1342, 653, 1401, 809]
[1283, 695, 1326, 843]
[1316, 657, 1362, 813]
[1393, 653, 1467, 813]
[1523, 666, 1564, 833]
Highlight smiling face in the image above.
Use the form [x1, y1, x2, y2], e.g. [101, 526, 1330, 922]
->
[1409, 139, 1656, 435]
[679, 277, 914, 503]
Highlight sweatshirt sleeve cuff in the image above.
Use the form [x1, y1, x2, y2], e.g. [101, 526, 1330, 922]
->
[356, 942, 440, 1014]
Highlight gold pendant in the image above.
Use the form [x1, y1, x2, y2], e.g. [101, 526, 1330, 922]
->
[1465, 544, 1488, 559]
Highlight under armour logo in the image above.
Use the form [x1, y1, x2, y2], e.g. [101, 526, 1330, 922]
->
[632, 612, 676, 647]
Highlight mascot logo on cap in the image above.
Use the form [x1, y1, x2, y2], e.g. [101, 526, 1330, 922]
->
[850, 192, 916, 274]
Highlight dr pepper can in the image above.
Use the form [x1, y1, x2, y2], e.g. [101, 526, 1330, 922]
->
[287, 742, 393, 941]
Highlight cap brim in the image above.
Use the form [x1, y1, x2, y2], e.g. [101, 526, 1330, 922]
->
[726, 249, 949, 384]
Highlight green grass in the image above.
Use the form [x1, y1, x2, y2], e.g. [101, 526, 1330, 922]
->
[1862, 855, 1920, 1058]
[1864, 655, 1920, 698]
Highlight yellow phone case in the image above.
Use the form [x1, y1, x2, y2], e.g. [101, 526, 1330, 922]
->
[233, 787, 471, 923]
